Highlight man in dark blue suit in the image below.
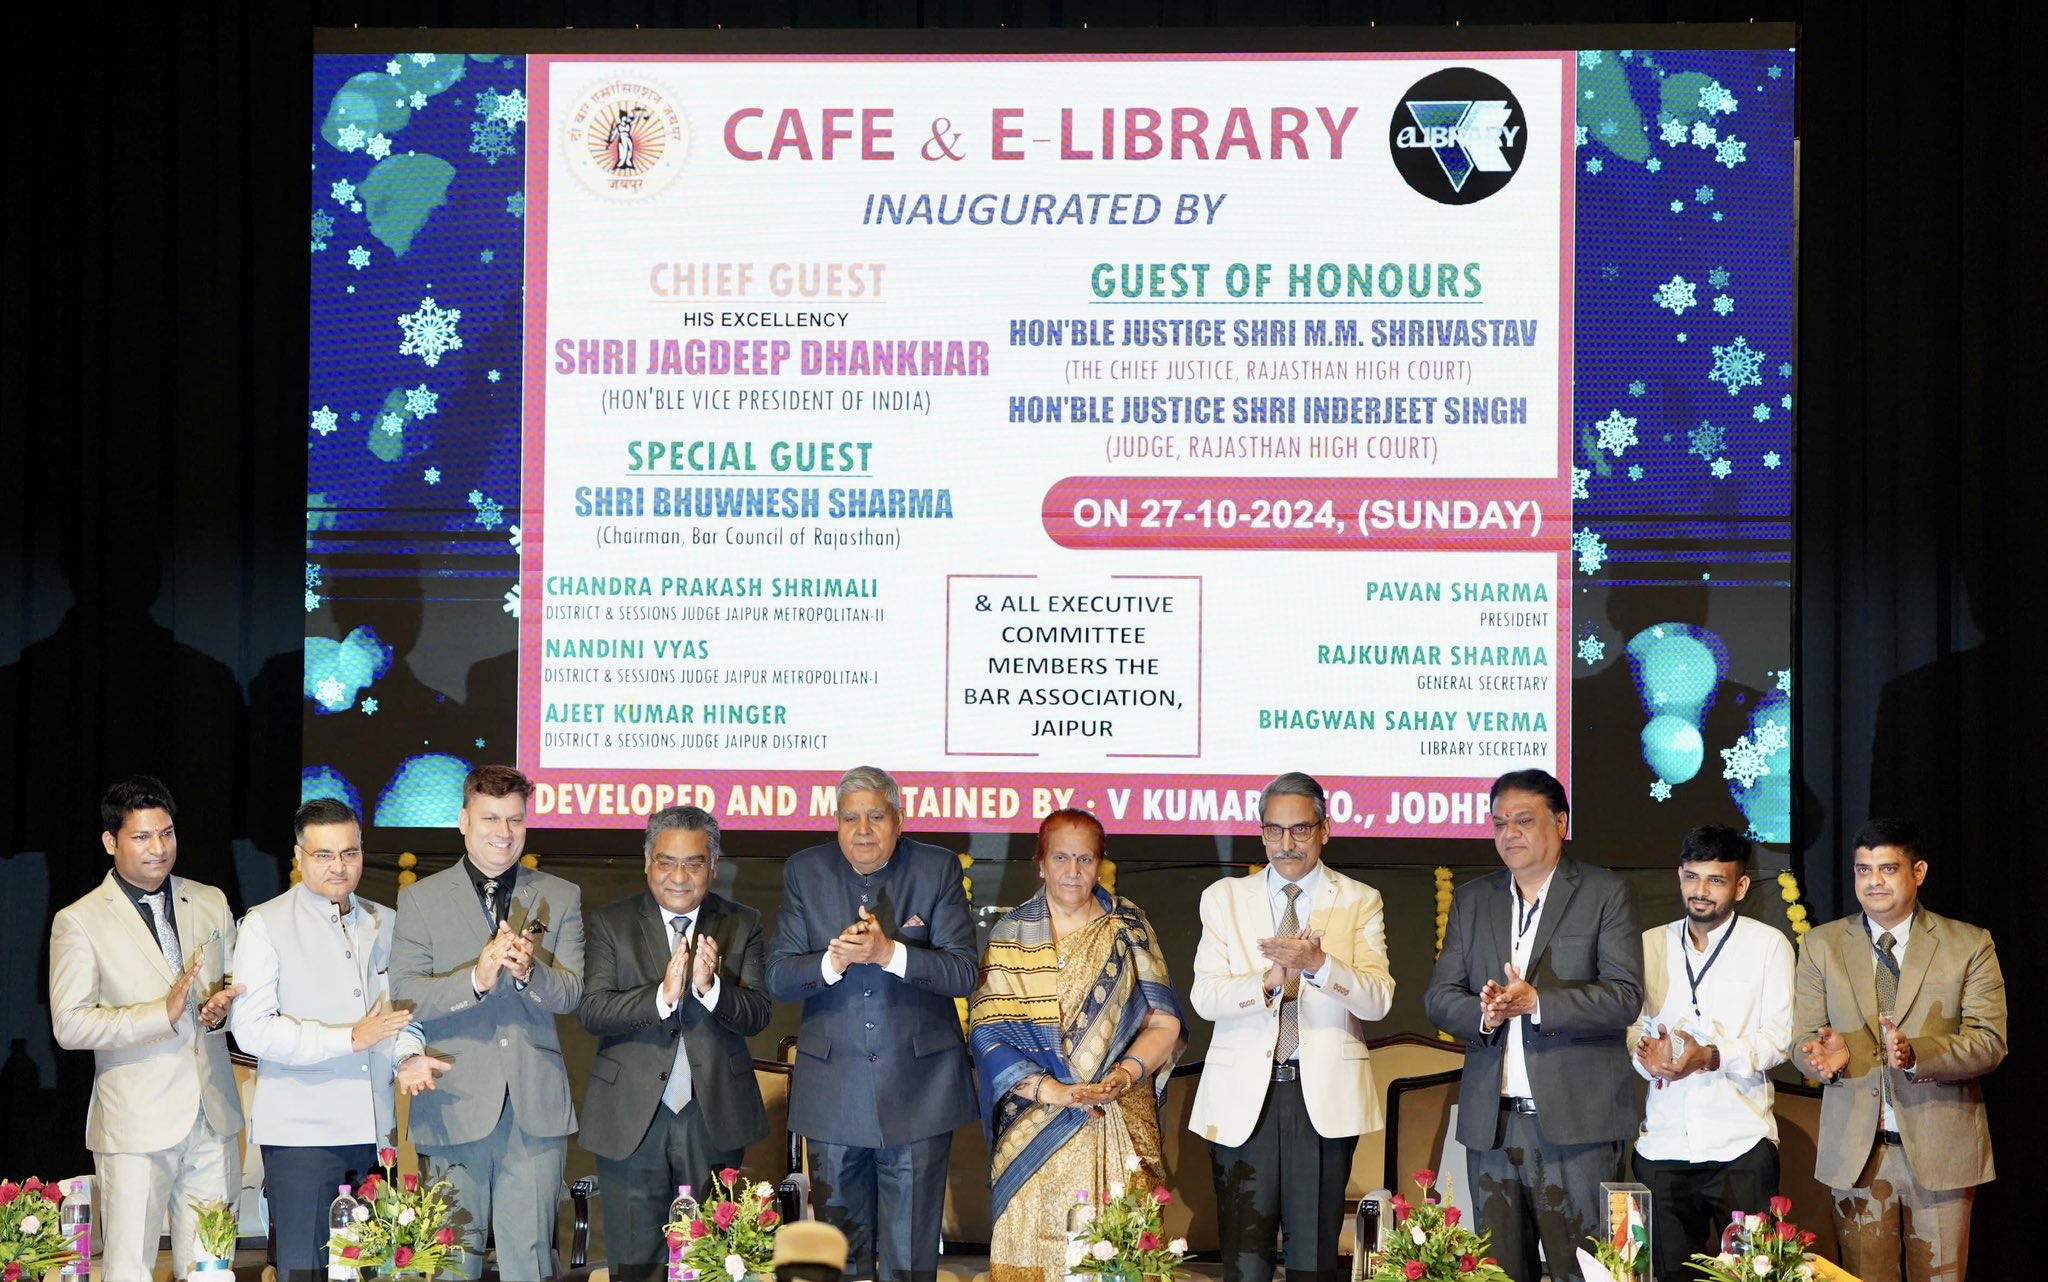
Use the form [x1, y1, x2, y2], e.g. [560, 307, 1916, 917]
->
[767, 766, 979, 1282]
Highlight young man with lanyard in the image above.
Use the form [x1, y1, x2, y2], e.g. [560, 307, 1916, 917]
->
[1628, 825, 1794, 1278]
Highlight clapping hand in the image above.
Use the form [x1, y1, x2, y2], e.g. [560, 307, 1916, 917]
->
[693, 932, 722, 996]
[660, 928, 695, 1007]
[828, 905, 893, 969]
[396, 1053, 454, 1097]
[352, 996, 416, 1052]
[1880, 1018, 1916, 1071]
[1635, 1025, 1677, 1086]
[475, 922, 517, 992]
[1258, 928, 1327, 978]
[1480, 963, 1539, 1026]
[1800, 1026, 1851, 1078]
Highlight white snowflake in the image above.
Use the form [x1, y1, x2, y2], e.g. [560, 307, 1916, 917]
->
[330, 178, 356, 205]
[1586, 156, 1604, 175]
[349, 200, 362, 214]
[502, 584, 521, 617]
[1691, 120, 1719, 148]
[508, 524, 523, 553]
[1721, 736, 1772, 788]
[1763, 451, 1783, 469]
[405, 384, 439, 419]
[1698, 80, 1739, 115]
[1579, 50, 1603, 68]
[1627, 464, 1644, 480]
[378, 413, 404, 437]
[311, 210, 335, 252]
[1653, 275, 1699, 315]
[475, 738, 487, 749]
[1571, 466, 1590, 500]
[494, 88, 528, 126]
[397, 297, 464, 367]
[466, 489, 484, 507]
[1576, 634, 1605, 663]
[423, 466, 441, 484]
[1593, 409, 1639, 456]
[1753, 403, 1773, 421]
[1576, 124, 1588, 146]
[1711, 457, 1733, 479]
[1754, 719, 1791, 755]
[1688, 421, 1725, 458]
[361, 697, 380, 716]
[1715, 136, 1748, 168]
[1782, 393, 1794, 408]
[335, 124, 366, 152]
[409, 91, 428, 110]
[1774, 668, 1792, 692]
[1573, 528, 1609, 574]
[1649, 779, 1673, 802]
[385, 59, 401, 75]
[1709, 337, 1766, 396]
[487, 369, 502, 383]
[1670, 200, 1685, 214]
[305, 562, 323, 588]
[1769, 65, 1783, 79]
[1646, 157, 1663, 173]
[310, 405, 338, 436]
[1713, 294, 1735, 316]
[409, 52, 436, 66]
[347, 245, 371, 271]
[1660, 118, 1688, 146]
[476, 500, 505, 530]
[1694, 185, 1716, 203]
[314, 676, 347, 709]
[366, 134, 393, 161]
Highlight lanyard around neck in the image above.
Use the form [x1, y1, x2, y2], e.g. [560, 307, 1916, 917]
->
[1682, 921, 1737, 1017]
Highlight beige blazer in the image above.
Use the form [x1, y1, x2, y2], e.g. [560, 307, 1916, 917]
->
[1790, 909, 2007, 1191]
[1187, 865, 1396, 1148]
[49, 871, 244, 1153]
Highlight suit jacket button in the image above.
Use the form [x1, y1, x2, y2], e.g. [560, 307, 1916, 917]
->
[863, 990, 873, 998]
[869, 1054, 878, 1062]
[864, 1022, 875, 1030]
[660, 1070, 669, 1080]
[499, 1038, 509, 1047]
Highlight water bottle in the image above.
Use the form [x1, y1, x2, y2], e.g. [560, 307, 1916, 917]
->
[776, 1171, 812, 1223]
[57, 1178, 92, 1279]
[328, 1185, 361, 1281]
[1064, 1189, 1096, 1282]
[668, 1185, 700, 1282]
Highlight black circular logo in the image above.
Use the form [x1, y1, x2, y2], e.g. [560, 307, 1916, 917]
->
[1388, 67, 1528, 205]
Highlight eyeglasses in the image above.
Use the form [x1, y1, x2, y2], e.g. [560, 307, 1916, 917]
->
[652, 856, 710, 875]
[303, 849, 363, 867]
[1258, 822, 1322, 844]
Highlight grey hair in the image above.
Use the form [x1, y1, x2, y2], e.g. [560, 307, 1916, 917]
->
[836, 765, 902, 815]
[1258, 771, 1328, 825]
[643, 805, 722, 860]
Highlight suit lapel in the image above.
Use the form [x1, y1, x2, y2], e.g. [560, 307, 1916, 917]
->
[1484, 873, 1512, 981]
[101, 875, 175, 984]
[639, 892, 675, 979]
[1892, 912, 1936, 1018]
[450, 866, 495, 951]
[1523, 858, 1580, 975]
[1837, 921, 1880, 1037]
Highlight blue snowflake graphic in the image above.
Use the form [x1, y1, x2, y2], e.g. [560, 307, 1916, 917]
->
[330, 179, 356, 205]
[1752, 403, 1772, 421]
[347, 245, 371, 271]
[305, 563, 323, 588]
[1627, 464, 1645, 481]
[1721, 736, 1771, 788]
[475, 738, 487, 749]
[1694, 186, 1715, 203]
[1627, 380, 1647, 397]
[1645, 157, 1663, 173]
[405, 384, 440, 419]
[423, 466, 441, 484]
[1777, 362, 1793, 378]
[480, 248, 495, 264]
[409, 91, 428, 110]
[1586, 156, 1604, 175]
[310, 406, 338, 437]
[1599, 118, 1618, 138]
[304, 590, 322, 614]
[1573, 528, 1609, 574]
[1593, 409, 1640, 456]
[1763, 451, 1783, 469]
[1698, 81, 1739, 115]
[1712, 294, 1735, 316]
[1710, 457, 1733, 479]
[1708, 337, 1766, 396]
[1576, 633, 1606, 664]
[1579, 50, 1603, 68]
[470, 119, 516, 165]
[1652, 275, 1698, 315]
[361, 697, 380, 716]
[1687, 420, 1726, 459]
[477, 500, 505, 530]
[1774, 668, 1792, 691]
[466, 489, 484, 507]
[507, 192, 526, 219]
[1709, 267, 1732, 288]
[1650, 779, 1673, 802]
[1768, 65, 1783, 79]
[1575, 124, 1588, 147]
[397, 297, 464, 367]
[487, 369, 503, 383]
[1715, 136, 1748, 168]
[311, 210, 335, 253]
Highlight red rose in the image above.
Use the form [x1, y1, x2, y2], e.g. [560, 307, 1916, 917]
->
[0, 1182, 19, 1206]
[1460, 1257, 1479, 1275]
[341, 1247, 362, 1262]
[714, 1202, 739, 1231]
[1777, 1221, 1797, 1241]
[1404, 1262, 1427, 1281]
[394, 1247, 414, 1268]
[1797, 1231, 1818, 1248]
[22, 1178, 42, 1195]
[1414, 1169, 1437, 1189]
[1389, 1194, 1410, 1222]
[5, 1262, 23, 1282]
[1445, 1207, 1461, 1227]
[1482, 1259, 1499, 1268]
[380, 1147, 399, 1168]
[761, 1210, 780, 1228]
[718, 1167, 742, 1186]
[1768, 1196, 1791, 1218]
[403, 1173, 420, 1193]
[689, 1221, 709, 1240]
[358, 1180, 380, 1201]
[437, 1227, 457, 1247]
[1138, 1234, 1160, 1252]
[1151, 1187, 1172, 1206]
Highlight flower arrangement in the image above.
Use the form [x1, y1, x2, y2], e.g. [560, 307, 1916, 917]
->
[1368, 1170, 1511, 1282]
[1585, 1227, 1647, 1277]
[0, 1178, 78, 1282]
[1686, 1197, 1819, 1282]
[327, 1148, 461, 1279]
[190, 1198, 238, 1273]
[666, 1168, 780, 1282]
[1066, 1154, 1187, 1282]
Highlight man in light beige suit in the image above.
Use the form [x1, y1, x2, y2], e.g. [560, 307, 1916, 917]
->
[1794, 818, 2007, 1282]
[49, 775, 245, 1282]
[1189, 772, 1396, 1282]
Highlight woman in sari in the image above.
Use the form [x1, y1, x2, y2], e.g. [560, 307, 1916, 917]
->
[969, 809, 1186, 1282]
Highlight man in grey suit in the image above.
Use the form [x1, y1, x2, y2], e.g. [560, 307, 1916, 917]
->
[1792, 819, 2007, 1282]
[579, 806, 772, 1282]
[391, 764, 586, 1281]
[767, 766, 979, 1282]
[1424, 769, 1643, 1282]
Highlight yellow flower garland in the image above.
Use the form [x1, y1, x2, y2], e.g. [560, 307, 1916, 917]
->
[1434, 867, 1457, 1042]
[1776, 869, 1811, 937]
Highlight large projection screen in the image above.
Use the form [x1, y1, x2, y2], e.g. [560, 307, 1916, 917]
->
[306, 30, 1797, 863]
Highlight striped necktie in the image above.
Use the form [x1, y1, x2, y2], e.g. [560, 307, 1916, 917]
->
[1274, 884, 1303, 1063]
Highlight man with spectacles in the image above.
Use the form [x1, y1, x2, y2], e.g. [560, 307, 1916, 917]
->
[230, 798, 453, 1281]
[1189, 772, 1396, 1282]
[1423, 768, 1643, 1282]
[579, 805, 772, 1282]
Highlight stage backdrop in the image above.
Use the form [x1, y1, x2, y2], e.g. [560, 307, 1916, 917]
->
[305, 29, 1798, 865]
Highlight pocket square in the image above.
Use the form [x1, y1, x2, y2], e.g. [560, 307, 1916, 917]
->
[904, 914, 927, 928]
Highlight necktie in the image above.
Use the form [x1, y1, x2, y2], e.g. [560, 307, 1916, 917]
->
[143, 892, 183, 973]
[1875, 931, 1900, 1117]
[662, 915, 695, 1113]
[481, 878, 500, 931]
[1274, 884, 1304, 1063]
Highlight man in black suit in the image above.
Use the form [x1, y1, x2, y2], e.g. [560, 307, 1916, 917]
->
[767, 766, 979, 1282]
[579, 806, 772, 1282]
[1423, 769, 1644, 1282]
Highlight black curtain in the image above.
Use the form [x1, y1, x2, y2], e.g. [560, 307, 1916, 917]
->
[3, 0, 2039, 1271]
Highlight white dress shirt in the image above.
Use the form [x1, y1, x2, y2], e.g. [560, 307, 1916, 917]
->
[653, 909, 725, 1018]
[1631, 915, 1795, 1162]
[1498, 868, 1554, 1098]
[1865, 910, 1916, 1132]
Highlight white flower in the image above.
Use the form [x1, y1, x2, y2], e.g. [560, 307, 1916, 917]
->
[1796, 1267, 1815, 1281]
[1090, 1241, 1117, 1262]
[1746, 1215, 1765, 1234]
[397, 1207, 416, 1226]
[754, 1182, 775, 1200]
[1167, 1239, 1187, 1256]
[1066, 1241, 1087, 1268]
[726, 1254, 747, 1280]
[1410, 1225, 1427, 1247]
[1123, 1154, 1142, 1173]
[1108, 1182, 1125, 1200]
[19, 1216, 38, 1235]
[353, 1205, 370, 1223]
[1753, 1256, 1773, 1276]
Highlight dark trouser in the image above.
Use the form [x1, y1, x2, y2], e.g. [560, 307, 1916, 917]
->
[808, 1134, 952, 1282]
[262, 1142, 379, 1282]
[598, 1099, 745, 1282]
[1467, 1104, 1624, 1282]
[1633, 1138, 1779, 1278]
[1208, 1076, 1358, 1282]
